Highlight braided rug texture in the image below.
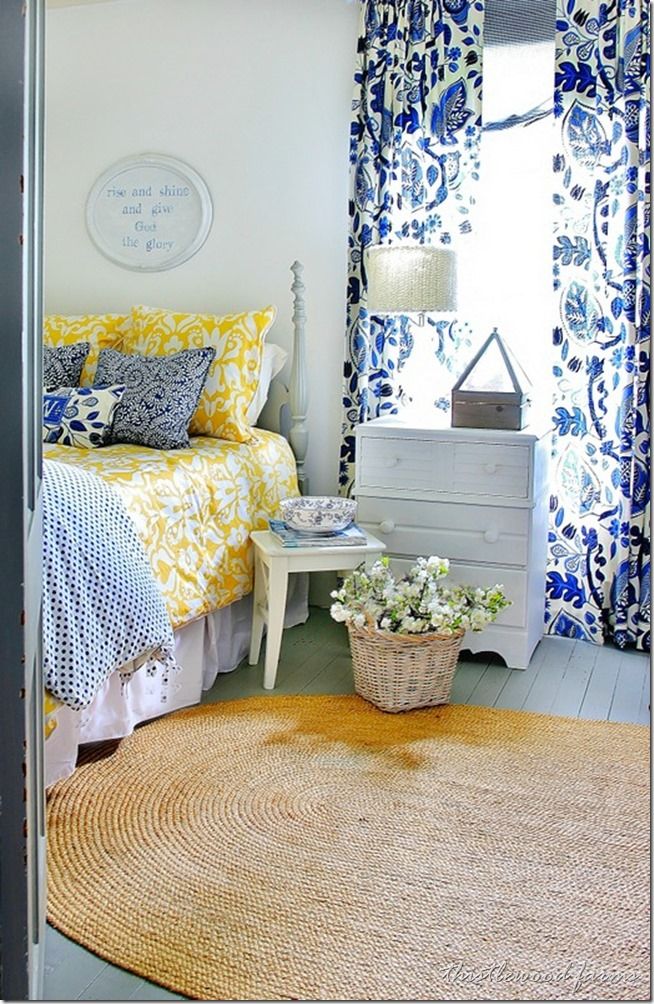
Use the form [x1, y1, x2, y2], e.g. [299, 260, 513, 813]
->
[47, 695, 649, 1001]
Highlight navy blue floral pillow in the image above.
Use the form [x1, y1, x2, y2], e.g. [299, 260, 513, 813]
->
[95, 346, 215, 450]
[43, 342, 90, 390]
[43, 385, 126, 448]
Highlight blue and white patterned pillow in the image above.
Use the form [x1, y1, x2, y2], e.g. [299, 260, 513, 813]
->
[43, 385, 126, 449]
[43, 342, 90, 390]
[95, 346, 215, 450]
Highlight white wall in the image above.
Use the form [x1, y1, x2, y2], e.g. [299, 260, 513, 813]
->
[45, 0, 359, 497]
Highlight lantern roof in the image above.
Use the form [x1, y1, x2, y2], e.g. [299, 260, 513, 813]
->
[453, 328, 532, 398]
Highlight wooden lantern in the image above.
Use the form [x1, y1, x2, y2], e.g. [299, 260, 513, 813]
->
[451, 328, 532, 430]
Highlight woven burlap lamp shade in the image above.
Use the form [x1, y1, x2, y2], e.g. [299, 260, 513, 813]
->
[365, 245, 457, 314]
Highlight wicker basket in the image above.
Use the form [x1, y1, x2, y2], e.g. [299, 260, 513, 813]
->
[347, 624, 465, 713]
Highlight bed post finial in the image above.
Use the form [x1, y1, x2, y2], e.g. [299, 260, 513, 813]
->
[289, 261, 309, 495]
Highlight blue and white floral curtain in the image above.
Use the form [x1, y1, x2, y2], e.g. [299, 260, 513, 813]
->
[547, 0, 650, 648]
[339, 0, 484, 493]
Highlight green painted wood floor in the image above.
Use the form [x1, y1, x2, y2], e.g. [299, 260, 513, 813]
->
[45, 607, 650, 1001]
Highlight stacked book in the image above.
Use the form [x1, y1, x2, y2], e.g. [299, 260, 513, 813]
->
[268, 519, 368, 548]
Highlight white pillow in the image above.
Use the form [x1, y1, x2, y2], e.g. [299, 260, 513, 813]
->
[248, 342, 288, 424]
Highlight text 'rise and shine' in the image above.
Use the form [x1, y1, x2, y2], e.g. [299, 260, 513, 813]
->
[105, 184, 191, 198]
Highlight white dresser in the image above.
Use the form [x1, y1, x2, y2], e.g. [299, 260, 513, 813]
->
[354, 415, 552, 670]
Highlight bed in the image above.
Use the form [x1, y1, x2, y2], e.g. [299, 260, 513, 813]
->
[44, 262, 310, 787]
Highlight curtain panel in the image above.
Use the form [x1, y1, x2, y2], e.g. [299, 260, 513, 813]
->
[339, 0, 484, 494]
[547, 0, 651, 648]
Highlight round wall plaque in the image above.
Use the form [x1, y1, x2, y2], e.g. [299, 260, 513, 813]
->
[86, 154, 213, 271]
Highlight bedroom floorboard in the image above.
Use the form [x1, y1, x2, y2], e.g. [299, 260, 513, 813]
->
[45, 606, 650, 1001]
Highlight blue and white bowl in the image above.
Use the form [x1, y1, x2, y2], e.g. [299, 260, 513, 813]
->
[279, 496, 357, 534]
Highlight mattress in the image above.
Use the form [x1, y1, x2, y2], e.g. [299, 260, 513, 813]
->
[44, 429, 299, 629]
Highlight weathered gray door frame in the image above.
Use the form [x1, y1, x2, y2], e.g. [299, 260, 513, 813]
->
[0, 0, 46, 999]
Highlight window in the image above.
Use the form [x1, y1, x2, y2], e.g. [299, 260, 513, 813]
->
[399, 1, 555, 420]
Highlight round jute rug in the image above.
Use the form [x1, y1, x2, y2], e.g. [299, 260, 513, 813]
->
[47, 696, 649, 1001]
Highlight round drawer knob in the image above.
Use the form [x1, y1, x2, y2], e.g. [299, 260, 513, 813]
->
[387, 457, 400, 468]
[379, 519, 395, 535]
[483, 463, 498, 475]
[484, 529, 499, 544]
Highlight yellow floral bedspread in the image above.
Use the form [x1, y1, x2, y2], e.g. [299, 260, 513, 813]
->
[44, 430, 298, 629]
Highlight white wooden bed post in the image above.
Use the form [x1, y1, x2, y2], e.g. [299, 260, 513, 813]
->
[289, 261, 309, 495]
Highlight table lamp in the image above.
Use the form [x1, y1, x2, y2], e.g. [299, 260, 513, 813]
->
[365, 244, 457, 315]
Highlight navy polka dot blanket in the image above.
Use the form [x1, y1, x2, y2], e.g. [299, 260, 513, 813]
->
[43, 459, 177, 710]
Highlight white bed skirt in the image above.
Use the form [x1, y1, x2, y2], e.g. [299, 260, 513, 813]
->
[46, 576, 309, 788]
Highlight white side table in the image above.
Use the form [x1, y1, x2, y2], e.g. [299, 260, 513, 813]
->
[355, 415, 552, 669]
[249, 529, 386, 690]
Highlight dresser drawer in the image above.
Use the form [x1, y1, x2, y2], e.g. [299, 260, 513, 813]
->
[388, 557, 527, 628]
[357, 435, 532, 501]
[453, 442, 530, 500]
[357, 436, 453, 493]
[358, 497, 529, 568]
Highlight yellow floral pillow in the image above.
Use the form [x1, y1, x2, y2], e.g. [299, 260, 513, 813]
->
[44, 313, 130, 386]
[128, 304, 276, 442]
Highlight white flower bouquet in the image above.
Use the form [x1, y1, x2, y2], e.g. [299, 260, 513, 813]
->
[331, 555, 510, 638]
[332, 556, 510, 712]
